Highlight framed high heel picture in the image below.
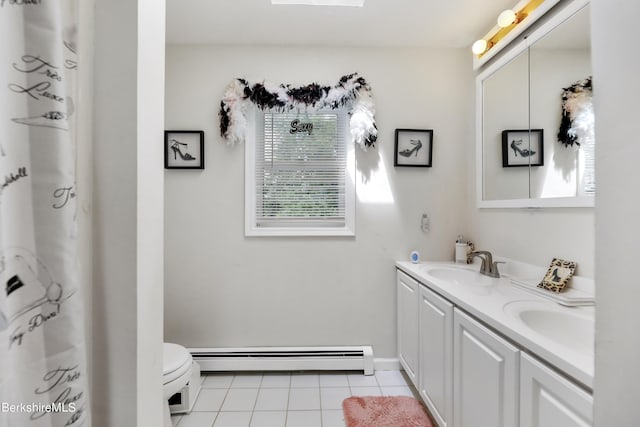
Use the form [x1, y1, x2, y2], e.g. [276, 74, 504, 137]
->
[501, 129, 544, 167]
[165, 130, 205, 169]
[394, 129, 433, 167]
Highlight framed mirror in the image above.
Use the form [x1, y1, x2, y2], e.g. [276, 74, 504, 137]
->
[476, 0, 593, 208]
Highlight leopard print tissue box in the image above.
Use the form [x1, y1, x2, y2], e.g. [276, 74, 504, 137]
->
[537, 258, 577, 293]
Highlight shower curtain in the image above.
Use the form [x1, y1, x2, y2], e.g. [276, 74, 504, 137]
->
[0, 1, 91, 426]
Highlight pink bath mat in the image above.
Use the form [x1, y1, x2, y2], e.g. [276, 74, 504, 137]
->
[342, 396, 434, 427]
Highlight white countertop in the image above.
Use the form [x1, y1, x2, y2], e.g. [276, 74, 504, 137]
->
[396, 261, 594, 390]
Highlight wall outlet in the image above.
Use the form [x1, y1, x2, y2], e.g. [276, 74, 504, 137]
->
[421, 213, 430, 232]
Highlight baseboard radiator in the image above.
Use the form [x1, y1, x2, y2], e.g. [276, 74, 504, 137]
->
[189, 346, 374, 375]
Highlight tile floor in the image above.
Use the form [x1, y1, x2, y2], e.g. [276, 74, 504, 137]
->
[171, 370, 418, 427]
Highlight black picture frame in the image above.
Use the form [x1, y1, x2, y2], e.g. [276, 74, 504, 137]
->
[394, 129, 433, 167]
[501, 129, 544, 167]
[164, 130, 204, 169]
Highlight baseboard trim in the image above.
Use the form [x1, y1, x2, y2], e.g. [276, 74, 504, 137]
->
[374, 357, 401, 371]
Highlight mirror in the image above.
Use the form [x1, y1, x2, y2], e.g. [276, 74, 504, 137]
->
[482, 49, 529, 201]
[477, 1, 593, 207]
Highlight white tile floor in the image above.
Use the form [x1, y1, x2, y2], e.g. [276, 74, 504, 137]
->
[171, 370, 418, 427]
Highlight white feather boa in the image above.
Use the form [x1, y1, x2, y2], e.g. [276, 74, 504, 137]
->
[558, 77, 592, 147]
[219, 73, 377, 150]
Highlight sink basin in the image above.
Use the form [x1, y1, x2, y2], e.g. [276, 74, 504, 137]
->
[504, 301, 594, 354]
[426, 267, 498, 287]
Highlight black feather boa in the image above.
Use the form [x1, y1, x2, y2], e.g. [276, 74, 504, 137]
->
[558, 77, 592, 147]
[219, 73, 377, 149]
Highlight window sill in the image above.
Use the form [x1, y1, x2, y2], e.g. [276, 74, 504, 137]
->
[245, 226, 355, 237]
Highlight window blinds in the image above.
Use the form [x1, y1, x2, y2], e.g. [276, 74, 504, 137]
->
[255, 110, 347, 228]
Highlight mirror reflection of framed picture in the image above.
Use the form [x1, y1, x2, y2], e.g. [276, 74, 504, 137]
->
[164, 130, 204, 169]
[501, 129, 544, 167]
[394, 129, 433, 167]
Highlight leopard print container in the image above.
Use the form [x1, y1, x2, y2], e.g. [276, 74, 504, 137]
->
[537, 258, 577, 293]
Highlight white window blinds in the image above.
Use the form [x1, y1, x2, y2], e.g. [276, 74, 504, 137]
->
[246, 108, 355, 236]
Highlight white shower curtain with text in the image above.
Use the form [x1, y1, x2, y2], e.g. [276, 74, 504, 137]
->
[0, 1, 91, 426]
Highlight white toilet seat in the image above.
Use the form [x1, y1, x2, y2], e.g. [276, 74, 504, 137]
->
[163, 343, 192, 399]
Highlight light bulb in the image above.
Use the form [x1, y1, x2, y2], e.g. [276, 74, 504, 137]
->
[472, 39, 488, 55]
[497, 9, 517, 27]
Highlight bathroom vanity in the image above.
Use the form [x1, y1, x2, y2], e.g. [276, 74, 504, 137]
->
[396, 261, 593, 427]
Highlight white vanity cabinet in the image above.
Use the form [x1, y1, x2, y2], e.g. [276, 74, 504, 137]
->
[520, 353, 593, 427]
[396, 265, 593, 427]
[418, 286, 453, 427]
[397, 270, 419, 386]
[453, 309, 520, 427]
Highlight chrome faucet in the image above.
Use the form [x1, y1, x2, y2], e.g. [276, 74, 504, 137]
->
[467, 250, 504, 278]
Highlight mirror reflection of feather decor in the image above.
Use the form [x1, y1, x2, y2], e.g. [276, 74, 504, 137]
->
[558, 77, 592, 148]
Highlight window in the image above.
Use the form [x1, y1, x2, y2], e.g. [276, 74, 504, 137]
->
[245, 108, 355, 236]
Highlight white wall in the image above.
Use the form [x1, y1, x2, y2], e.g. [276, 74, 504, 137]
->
[91, 0, 164, 426]
[92, 1, 137, 422]
[136, 0, 165, 425]
[592, 0, 640, 424]
[467, 207, 594, 277]
[164, 45, 472, 358]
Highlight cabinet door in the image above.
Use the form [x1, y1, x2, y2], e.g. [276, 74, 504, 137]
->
[453, 309, 519, 427]
[419, 286, 453, 427]
[397, 270, 419, 386]
[520, 353, 593, 427]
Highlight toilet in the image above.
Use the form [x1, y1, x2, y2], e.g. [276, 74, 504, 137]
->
[163, 343, 200, 427]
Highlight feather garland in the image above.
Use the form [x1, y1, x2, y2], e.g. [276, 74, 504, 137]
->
[219, 73, 378, 149]
[558, 76, 592, 148]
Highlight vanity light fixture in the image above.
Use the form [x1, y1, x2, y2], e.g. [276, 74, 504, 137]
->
[271, 0, 365, 6]
[472, 39, 491, 55]
[497, 9, 519, 28]
[471, 0, 559, 62]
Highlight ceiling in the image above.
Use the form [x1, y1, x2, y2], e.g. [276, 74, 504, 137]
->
[165, 0, 516, 48]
